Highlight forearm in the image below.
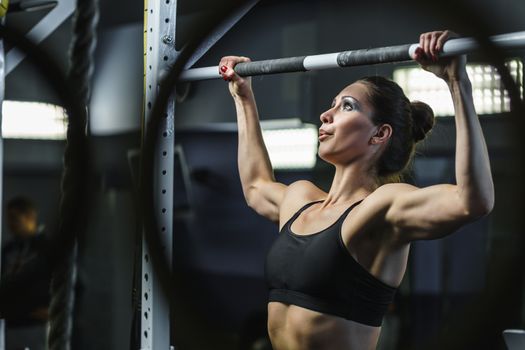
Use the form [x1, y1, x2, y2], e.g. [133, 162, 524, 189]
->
[233, 92, 275, 196]
[449, 77, 495, 215]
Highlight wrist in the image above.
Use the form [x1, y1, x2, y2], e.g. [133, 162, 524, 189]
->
[445, 69, 469, 85]
[447, 73, 473, 99]
[232, 88, 255, 102]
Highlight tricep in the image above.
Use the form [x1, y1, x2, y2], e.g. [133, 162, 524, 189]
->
[384, 183, 482, 243]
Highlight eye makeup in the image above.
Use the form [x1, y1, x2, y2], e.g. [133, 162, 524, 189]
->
[330, 95, 361, 111]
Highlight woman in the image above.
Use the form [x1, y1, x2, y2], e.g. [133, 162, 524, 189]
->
[219, 30, 494, 350]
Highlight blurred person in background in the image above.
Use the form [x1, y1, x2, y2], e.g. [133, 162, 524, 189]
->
[1, 196, 52, 350]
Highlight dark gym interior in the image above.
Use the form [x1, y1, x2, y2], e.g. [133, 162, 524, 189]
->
[1, 0, 525, 349]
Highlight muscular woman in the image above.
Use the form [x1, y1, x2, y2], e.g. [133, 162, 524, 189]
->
[219, 30, 494, 350]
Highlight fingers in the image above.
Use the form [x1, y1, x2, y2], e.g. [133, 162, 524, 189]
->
[435, 30, 459, 52]
[429, 34, 438, 60]
[435, 32, 446, 53]
[414, 41, 432, 65]
[418, 30, 458, 63]
[423, 33, 432, 59]
[419, 31, 443, 62]
[218, 55, 251, 81]
[413, 47, 431, 65]
[218, 56, 234, 81]
[418, 33, 431, 62]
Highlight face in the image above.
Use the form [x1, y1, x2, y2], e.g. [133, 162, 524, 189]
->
[318, 82, 381, 165]
[7, 209, 38, 238]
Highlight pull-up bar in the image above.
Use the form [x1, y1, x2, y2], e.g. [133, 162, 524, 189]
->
[179, 31, 525, 82]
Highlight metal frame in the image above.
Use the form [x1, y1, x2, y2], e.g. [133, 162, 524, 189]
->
[5, 0, 75, 75]
[142, 0, 177, 347]
[0, 16, 4, 350]
[141, 1, 257, 348]
[182, 0, 259, 70]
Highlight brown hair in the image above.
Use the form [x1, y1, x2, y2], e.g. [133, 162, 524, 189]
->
[7, 196, 36, 214]
[358, 76, 435, 184]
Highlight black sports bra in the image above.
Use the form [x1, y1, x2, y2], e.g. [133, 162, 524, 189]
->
[264, 200, 397, 327]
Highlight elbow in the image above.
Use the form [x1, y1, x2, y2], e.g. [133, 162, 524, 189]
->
[460, 185, 495, 220]
[479, 199, 495, 216]
[466, 198, 494, 219]
[244, 182, 266, 211]
[476, 190, 495, 217]
[244, 185, 258, 209]
[244, 188, 279, 223]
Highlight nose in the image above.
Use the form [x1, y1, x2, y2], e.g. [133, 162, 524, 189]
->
[320, 107, 334, 124]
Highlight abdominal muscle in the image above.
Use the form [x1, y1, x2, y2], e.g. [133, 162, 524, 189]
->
[267, 302, 381, 350]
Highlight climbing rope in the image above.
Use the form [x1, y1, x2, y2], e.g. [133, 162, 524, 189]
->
[47, 0, 98, 349]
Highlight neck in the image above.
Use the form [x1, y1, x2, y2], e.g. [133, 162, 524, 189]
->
[322, 162, 380, 207]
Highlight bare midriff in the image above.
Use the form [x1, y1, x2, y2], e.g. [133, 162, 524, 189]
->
[267, 302, 381, 350]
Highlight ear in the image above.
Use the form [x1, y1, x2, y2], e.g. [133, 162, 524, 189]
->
[370, 124, 392, 145]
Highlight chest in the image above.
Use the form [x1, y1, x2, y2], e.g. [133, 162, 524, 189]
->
[269, 203, 403, 289]
[266, 223, 363, 296]
[288, 204, 387, 260]
[289, 207, 353, 235]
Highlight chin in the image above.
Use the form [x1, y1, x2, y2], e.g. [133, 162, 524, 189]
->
[317, 150, 335, 165]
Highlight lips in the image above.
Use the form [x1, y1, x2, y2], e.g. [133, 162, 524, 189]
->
[319, 129, 332, 141]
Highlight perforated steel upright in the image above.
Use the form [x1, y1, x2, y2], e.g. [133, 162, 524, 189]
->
[0, 19, 4, 350]
[142, 0, 177, 349]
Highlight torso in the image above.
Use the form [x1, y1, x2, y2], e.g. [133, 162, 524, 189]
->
[267, 180, 412, 350]
[267, 303, 381, 350]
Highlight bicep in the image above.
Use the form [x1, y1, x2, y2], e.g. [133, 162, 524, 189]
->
[386, 184, 476, 243]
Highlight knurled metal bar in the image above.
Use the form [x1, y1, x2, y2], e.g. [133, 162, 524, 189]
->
[179, 30, 525, 81]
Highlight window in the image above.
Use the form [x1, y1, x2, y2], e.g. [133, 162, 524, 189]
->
[2, 101, 67, 139]
[261, 119, 318, 170]
[393, 59, 523, 116]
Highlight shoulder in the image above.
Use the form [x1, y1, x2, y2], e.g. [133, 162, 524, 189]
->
[279, 180, 326, 228]
[344, 183, 420, 233]
[376, 182, 419, 194]
[283, 180, 325, 203]
[363, 182, 419, 209]
[285, 180, 321, 195]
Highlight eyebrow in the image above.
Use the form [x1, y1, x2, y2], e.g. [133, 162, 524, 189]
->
[332, 95, 361, 109]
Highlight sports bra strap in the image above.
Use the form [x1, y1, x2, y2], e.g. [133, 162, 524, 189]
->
[281, 200, 323, 231]
[281, 198, 365, 233]
[337, 199, 365, 223]
[290, 200, 323, 222]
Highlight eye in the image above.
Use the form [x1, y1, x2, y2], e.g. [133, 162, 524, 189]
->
[342, 101, 353, 111]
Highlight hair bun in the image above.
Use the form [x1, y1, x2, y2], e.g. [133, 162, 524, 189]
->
[410, 101, 435, 142]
